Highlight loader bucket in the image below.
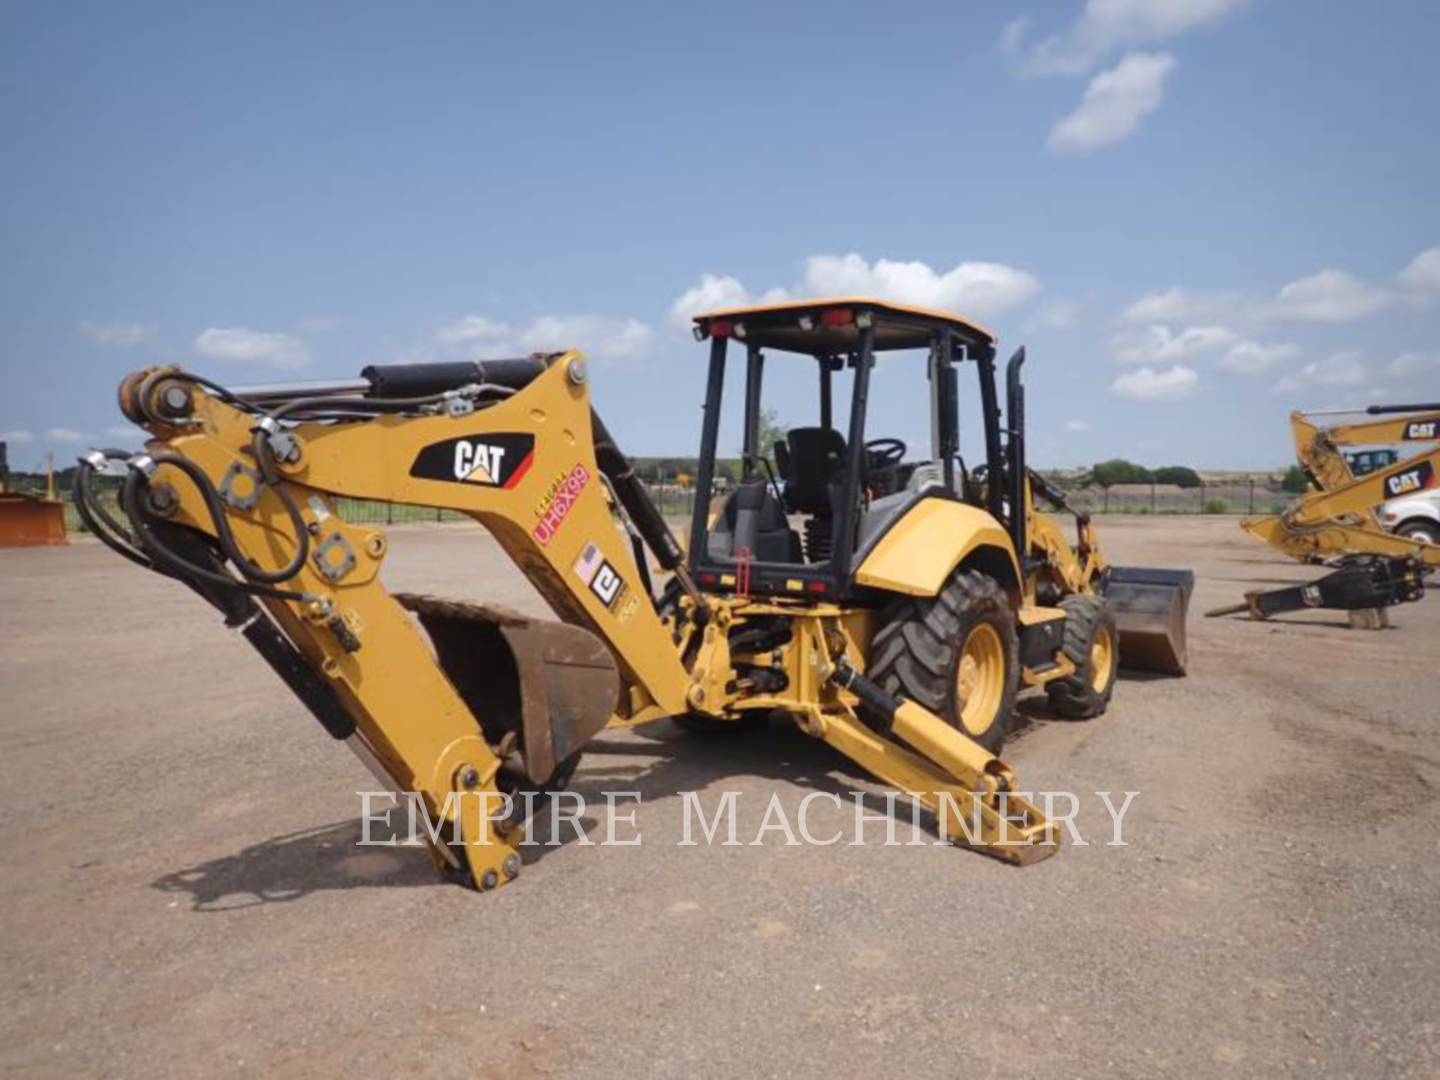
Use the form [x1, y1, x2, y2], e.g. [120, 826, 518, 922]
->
[396, 593, 619, 785]
[1100, 567, 1195, 676]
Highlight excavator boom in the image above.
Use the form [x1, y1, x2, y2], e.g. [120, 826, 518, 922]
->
[1241, 408, 1440, 567]
[1219, 404, 1438, 626]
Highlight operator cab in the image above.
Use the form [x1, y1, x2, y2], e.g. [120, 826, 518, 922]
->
[1342, 447, 1400, 477]
[687, 298, 1014, 603]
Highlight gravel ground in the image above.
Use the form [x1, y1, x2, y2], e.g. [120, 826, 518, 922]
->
[1, 516, 1437, 1079]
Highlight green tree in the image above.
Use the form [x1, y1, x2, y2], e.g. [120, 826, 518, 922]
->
[1281, 464, 1308, 494]
[1151, 465, 1202, 489]
[1089, 459, 1152, 487]
[756, 408, 789, 457]
[739, 408, 790, 470]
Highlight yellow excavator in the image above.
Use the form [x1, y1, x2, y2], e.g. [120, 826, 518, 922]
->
[78, 298, 1192, 892]
[1210, 403, 1439, 626]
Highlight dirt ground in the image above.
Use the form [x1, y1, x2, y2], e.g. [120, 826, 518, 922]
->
[1, 516, 1437, 1079]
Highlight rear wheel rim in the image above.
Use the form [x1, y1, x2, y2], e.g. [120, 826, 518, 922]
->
[956, 623, 1006, 736]
[1089, 622, 1116, 693]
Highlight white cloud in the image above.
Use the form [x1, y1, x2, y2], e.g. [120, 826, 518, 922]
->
[1, 429, 34, 444]
[194, 327, 311, 369]
[81, 322, 150, 348]
[105, 425, 143, 439]
[1064, 419, 1092, 432]
[438, 315, 511, 345]
[1118, 287, 1240, 326]
[1272, 351, 1368, 394]
[44, 427, 88, 443]
[1112, 324, 1236, 364]
[1111, 364, 1199, 401]
[1029, 299, 1081, 332]
[1048, 52, 1176, 157]
[1397, 246, 1440, 298]
[1390, 352, 1440, 377]
[1023, 0, 1250, 76]
[517, 315, 653, 366]
[669, 273, 755, 327]
[1264, 269, 1392, 323]
[801, 254, 1040, 318]
[1000, 16, 1032, 53]
[670, 254, 1041, 329]
[1219, 340, 1300, 375]
[439, 313, 654, 366]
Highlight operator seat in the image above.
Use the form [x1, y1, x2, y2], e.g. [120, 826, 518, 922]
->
[779, 428, 846, 513]
[778, 427, 847, 562]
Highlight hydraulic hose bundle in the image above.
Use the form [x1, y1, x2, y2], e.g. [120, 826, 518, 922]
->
[81, 366, 525, 607]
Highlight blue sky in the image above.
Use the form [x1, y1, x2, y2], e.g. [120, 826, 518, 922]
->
[2, 0, 1438, 472]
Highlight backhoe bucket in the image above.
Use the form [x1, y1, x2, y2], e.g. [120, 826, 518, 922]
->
[1100, 567, 1195, 676]
[396, 594, 619, 785]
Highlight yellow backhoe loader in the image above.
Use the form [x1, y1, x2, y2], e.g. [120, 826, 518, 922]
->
[78, 298, 1192, 892]
[1210, 403, 1439, 626]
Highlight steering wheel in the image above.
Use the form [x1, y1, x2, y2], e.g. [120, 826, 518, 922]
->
[864, 438, 907, 467]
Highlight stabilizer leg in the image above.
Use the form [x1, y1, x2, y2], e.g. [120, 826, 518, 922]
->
[820, 660, 1058, 863]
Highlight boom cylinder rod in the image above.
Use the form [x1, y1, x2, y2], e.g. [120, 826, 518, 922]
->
[1367, 402, 1440, 415]
[229, 378, 373, 402]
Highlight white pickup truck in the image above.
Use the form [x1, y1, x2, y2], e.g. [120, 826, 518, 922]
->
[1342, 446, 1439, 545]
[1379, 489, 1440, 545]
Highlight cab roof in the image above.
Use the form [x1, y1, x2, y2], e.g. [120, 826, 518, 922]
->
[692, 296, 996, 356]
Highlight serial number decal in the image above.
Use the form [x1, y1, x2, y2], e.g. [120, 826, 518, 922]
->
[409, 433, 536, 489]
[532, 464, 590, 546]
[1403, 420, 1438, 441]
[1382, 460, 1436, 499]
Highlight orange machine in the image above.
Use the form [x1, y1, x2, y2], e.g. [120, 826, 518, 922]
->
[0, 445, 68, 547]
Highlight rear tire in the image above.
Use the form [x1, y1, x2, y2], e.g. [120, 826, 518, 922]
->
[1045, 594, 1118, 720]
[867, 570, 1019, 754]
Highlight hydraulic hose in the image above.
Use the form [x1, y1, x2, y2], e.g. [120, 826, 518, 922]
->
[249, 391, 458, 484]
[139, 451, 311, 585]
[73, 454, 155, 571]
[143, 518, 356, 740]
[120, 465, 313, 603]
[147, 370, 263, 417]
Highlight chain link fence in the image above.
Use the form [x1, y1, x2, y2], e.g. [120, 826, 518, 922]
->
[1055, 479, 1292, 516]
[49, 477, 1294, 537]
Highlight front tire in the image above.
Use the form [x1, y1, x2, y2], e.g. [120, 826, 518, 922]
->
[867, 570, 1019, 754]
[1397, 520, 1439, 546]
[1045, 594, 1118, 720]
